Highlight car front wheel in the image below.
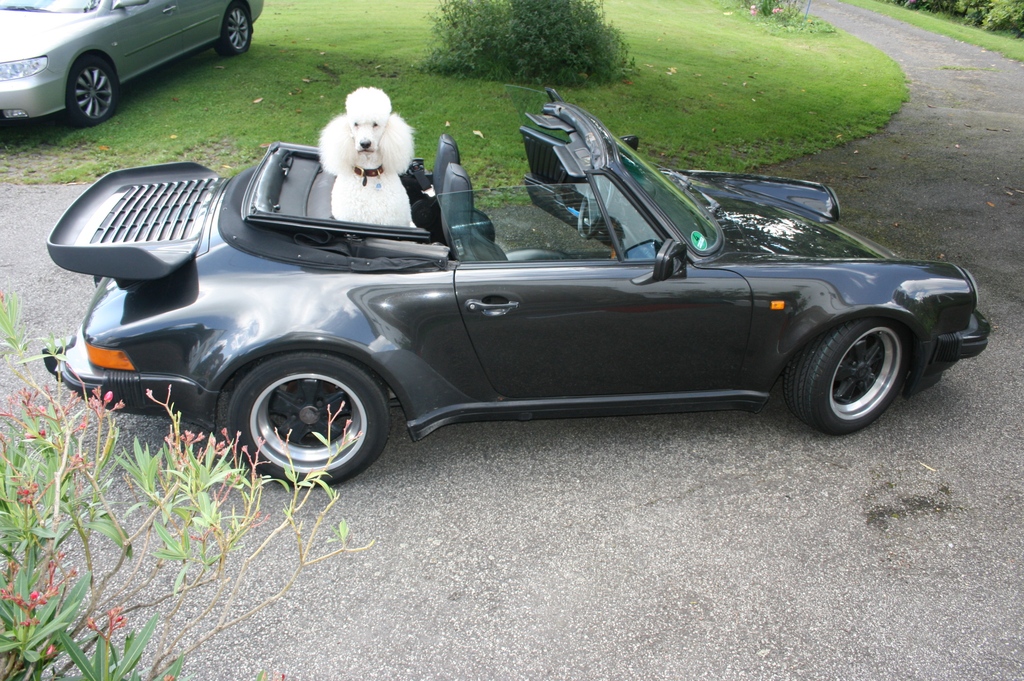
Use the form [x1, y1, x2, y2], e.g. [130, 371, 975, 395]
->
[784, 319, 909, 435]
[215, 1, 253, 56]
[65, 55, 119, 127]
[227, 354, 390, 483]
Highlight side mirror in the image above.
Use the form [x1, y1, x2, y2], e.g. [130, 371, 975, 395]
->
[632, 240, 684, 285]
[620, 135, 640, 150]
[653, 239, 684, 280]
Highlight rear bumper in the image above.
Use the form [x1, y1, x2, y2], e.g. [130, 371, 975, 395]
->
[45, 331, 219, 429]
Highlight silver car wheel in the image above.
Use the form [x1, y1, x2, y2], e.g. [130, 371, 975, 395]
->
[225, 7, 251, 51]
[65, 55, 119, 127]
[828, 326, 902, 421]
[248, 371, 367, 474]
[74, 66, 114, 120]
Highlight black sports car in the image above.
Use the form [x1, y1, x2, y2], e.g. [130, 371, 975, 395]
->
[46, 87, 989, 483]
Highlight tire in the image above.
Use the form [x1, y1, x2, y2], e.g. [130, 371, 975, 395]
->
[784, 319, 909, 435]
[227, 354, 390, 483]
[215, 1, 253, 56]
[65, 55, 119, 128]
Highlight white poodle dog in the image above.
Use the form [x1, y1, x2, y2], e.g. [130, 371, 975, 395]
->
[319, 87, 415, 226]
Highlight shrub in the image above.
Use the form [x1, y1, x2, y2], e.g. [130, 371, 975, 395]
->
[957, 0, 993, 24]
[425, 0, 631, 85]
[985, 0, 1024, 32]
[0, 290, 367, 680]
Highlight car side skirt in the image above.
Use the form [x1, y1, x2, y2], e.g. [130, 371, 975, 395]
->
[405, 390, 770, 440]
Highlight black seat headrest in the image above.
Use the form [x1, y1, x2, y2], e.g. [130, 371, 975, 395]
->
[434, 134, 461, 195]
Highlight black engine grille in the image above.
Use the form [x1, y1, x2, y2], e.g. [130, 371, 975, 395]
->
[90, 178, 217, 245]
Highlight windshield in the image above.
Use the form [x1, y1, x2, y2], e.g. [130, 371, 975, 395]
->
[0, 0, 99, 11]
[615, 142, 721, 253]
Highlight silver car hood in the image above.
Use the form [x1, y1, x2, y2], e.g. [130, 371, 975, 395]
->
[0, 10, 107, 61]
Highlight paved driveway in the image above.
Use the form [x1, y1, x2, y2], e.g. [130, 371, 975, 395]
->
[0, 2, 1022, 678]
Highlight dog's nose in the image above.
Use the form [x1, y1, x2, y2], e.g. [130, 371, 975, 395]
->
[360, 140, 372, 150]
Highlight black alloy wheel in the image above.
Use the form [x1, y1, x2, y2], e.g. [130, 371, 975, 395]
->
[784, 318, 909, 435]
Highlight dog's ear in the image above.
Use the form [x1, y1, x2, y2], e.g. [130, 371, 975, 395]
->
[381, 113, 415, 174]
[319, 114, 356, 176]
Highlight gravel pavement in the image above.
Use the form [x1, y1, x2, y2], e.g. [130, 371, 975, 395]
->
[1, 2, 1022, 678]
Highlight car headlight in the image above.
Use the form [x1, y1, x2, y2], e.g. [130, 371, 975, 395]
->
[0, 57, 48, 82]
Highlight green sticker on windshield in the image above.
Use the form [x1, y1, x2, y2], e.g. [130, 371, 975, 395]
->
[690, 231, 708, 250]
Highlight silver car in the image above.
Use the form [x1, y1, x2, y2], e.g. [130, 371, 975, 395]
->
[0, 0, 263, 127]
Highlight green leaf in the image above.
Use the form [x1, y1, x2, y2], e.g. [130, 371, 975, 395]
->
[56, 630, 99, 681]
[173, 564, 189, 594]
[86, 517, 128, 548]
[112, 613, 159, 676]
[153, 521, 188, 561]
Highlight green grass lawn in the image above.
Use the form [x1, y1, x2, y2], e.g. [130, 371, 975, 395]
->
[0, 0, 908, 185]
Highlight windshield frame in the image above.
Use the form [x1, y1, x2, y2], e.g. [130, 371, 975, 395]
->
[608, 141, 723, 255]
[517, 89, 723, 256]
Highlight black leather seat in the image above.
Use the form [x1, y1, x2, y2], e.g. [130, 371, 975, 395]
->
[432, 134, 460, 195]
[307, 168, 335, 219]
[412, 134, 463, 243]
[440, 163, 505, 262]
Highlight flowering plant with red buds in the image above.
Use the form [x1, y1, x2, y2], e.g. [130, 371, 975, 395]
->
[0, 291, 369, 681]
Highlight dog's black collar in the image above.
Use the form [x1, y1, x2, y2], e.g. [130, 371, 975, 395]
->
[354, 165, 383, 186]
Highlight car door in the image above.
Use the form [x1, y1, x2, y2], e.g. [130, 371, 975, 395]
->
[106, 0, 185, 79]
[177, 0, 224, 53]
[448, 178, 753, 399]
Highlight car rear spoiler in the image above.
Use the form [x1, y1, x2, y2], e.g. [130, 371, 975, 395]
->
[48, 162, 223, 282]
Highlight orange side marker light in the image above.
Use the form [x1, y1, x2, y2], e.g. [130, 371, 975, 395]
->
[770, 300, 786, 311]
[86, 344, 136, 371]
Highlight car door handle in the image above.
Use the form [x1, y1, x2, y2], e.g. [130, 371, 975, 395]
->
[162, 4, 177, 12]
[465, 298, 520, 317]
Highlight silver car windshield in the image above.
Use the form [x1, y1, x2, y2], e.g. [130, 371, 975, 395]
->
[0, 0, 99, 11]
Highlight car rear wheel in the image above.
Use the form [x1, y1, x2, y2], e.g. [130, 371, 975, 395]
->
[227, 354, 390, 483]
[215, 1, 253, 56]
[65, 55, 119, 128]
[784, 319, 908, 435]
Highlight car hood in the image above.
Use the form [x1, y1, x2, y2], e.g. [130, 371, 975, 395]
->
[714, 199, 895, 260]
[682, 171, 895, 261]
[0, 10, 101, 60]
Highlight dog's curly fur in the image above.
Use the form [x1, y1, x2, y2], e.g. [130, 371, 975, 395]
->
[319, 87, 415, 226]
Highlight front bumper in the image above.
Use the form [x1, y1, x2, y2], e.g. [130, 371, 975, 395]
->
[952, 308, 990, 359]
[904, 309, 991, 397]
[45, 330, 220, 428]
[0, 66, 65, 121]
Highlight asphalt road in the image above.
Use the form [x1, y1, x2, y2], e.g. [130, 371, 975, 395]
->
[0, 1, 1022, 678]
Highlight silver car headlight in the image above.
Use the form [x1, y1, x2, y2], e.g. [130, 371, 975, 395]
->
[0, 57, 48, 82]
